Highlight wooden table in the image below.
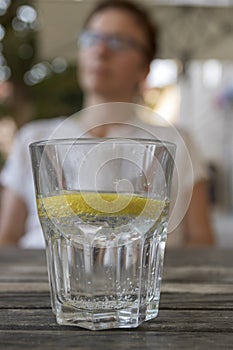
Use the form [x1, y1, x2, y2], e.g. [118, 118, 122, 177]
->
[0, 247, 233, 349]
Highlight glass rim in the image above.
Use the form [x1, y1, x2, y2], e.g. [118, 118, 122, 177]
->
[29, 137, 176, 149]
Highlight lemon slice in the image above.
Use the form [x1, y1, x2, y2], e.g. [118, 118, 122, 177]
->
[37, 192, 165, 219]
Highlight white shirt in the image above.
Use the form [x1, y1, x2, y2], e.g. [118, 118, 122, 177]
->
[0, 114, 207, 248]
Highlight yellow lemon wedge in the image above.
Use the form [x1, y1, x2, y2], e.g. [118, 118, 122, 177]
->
[37, 192, 165, 219]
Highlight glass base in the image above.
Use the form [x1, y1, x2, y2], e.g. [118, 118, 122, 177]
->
[55, 300, 159, 330]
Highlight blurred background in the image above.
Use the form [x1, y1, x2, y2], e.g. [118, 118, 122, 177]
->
[0, 0, 232, 245]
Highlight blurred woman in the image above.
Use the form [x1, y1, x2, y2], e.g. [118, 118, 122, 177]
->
[0, 0, 214, 247]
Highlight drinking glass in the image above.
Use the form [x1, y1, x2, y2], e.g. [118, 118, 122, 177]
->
[30, 138, 176, 330]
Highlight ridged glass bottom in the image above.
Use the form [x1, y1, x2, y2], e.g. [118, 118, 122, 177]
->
[42, 214, 167, 330]
[55, 299, 159, 330]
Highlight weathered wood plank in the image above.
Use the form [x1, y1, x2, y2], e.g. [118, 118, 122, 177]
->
[2, 265, 233, 284]
[164, 247, 233, 268]
[0, 283, 49, 293]
[1, 247, 233, 268]
[0, 266, 47, 282]
[1, 280, 233, 294]
[0, 330, 232, 350]
[0, 248, 46, 265]
[0, 309, 233, 333]
[0, 293, 51, 309]
[162, 282, 233, 294]
[1, 292, 233, 310]
[163, 266, 233, 284]
[160, 292, 233, 310]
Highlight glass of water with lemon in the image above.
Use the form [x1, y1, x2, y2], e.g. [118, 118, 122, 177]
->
[30, 138, 176, 330]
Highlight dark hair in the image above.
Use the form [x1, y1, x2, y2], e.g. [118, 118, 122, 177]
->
[82, 0, 158, 64]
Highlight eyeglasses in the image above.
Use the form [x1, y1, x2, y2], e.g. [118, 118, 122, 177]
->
[78, 30, 148, 56]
